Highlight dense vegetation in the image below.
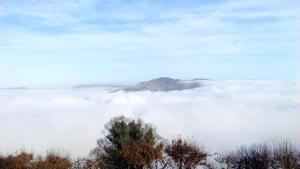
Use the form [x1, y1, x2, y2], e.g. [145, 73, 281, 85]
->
[1, 116, 299, 169]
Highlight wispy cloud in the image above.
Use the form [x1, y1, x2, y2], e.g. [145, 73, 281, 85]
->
[1, 0, 299, 86]
[1, 0, 94, 25]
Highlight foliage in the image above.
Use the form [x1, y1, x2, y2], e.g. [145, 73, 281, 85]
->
[32, 152, 72, 169]
[0, 151, 71, 169]
[219, 140, 300, 169]
[0, 151, 33, 169]
[91, 116, 163, 169]
[165, 138, 208, 169]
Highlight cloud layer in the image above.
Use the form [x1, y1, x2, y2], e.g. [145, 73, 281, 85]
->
[0, 80, 299, 157]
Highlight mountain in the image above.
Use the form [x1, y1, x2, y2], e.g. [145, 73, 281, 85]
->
[122, 77, 202, 92]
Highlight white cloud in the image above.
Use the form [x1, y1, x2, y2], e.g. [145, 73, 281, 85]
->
[4, 0, 298, 60]
[2, 0, 96, 25]
[0, 80, 299, 157]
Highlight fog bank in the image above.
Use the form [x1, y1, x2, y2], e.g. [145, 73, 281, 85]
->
[0, 80, 299, 157]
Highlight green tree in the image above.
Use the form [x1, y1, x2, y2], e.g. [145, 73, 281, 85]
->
[91, 116, 163, 169]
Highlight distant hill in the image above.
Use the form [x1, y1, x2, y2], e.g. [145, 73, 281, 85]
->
[1, 87, 29, 90]
[73, 84, 126, 89]
[122, 77, 204, 92]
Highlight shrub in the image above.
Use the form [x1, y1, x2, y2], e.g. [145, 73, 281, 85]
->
[220, 140, 300, 169]
[165, 138, 208, 169]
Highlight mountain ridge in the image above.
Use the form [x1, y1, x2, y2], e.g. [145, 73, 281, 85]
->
[122, 77, 205, 92]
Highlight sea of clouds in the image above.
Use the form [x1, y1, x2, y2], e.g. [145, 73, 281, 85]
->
[0, 80, 299, 157]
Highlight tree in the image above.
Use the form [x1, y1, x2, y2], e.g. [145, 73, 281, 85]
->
[165, 138, 207, 169]
[72, 158, 95, 169]
[0, 151, 72, 169]
[31, 152, 72, 169]
[91, 116, 163, 169]
[0, 151, 33, 169]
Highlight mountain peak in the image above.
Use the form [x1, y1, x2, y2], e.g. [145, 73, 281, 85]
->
[123, 77, 202, 92]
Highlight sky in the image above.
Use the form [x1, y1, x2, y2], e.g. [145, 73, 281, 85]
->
[0, 0, 299, 87]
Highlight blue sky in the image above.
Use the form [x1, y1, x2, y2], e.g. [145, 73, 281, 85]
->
[0, 0, 299, 87]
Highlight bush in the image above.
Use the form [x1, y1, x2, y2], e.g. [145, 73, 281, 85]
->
[165, 138, 208, 169]
[272, 140, 300, 169]
[220, 140, 300, 169]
